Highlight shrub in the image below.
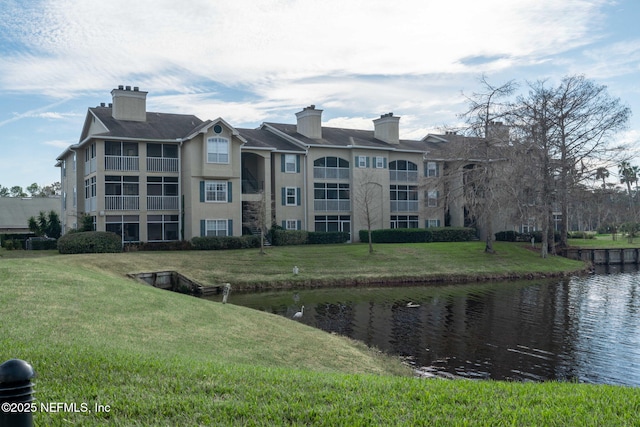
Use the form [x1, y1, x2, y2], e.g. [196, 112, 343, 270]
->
[124, 241, 194, 252]
[429, 227, 477, 242]
[358, 228, 433, 243]
[307, 231, 350, 244]
[568, 231, 596, 239]
[57, 231, 122, 254]
[272, 230, 309, 246]
[191, 235, 260, 250]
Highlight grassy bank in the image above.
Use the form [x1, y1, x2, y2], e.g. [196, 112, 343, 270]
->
[19, 241, 589, 291]
[1, 243, 638, 425]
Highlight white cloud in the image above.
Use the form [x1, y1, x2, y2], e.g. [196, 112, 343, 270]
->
[0, 0, 611, 96]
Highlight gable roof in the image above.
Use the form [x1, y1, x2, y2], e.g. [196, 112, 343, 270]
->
[0, 197, 61, 232]
[87, 107, 204, 141]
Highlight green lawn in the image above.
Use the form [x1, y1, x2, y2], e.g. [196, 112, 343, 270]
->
[1, 243, 638, 425]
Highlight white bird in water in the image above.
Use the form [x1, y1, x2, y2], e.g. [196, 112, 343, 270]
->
[406, 302, 420, 308]
[293, 306, 304, 319]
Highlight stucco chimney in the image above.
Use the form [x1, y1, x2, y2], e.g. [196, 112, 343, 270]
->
[111, 85, 148, 122]
[373, 113, 400, 144]
[295, 105, 323, 139]
[486, 121, 510, 144]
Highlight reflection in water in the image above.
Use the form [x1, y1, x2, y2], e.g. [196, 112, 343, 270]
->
[222, 265, 640, 386]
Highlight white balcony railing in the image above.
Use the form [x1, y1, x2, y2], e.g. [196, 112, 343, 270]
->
[314, 200, 351, 212]
[147, 157, 178, 172]
[389, 170, 418, 182]
[105, 155, 139, 171]
[147, 196, 179, 210]
[105, 195, 139, 210]
[390, 200, 419, 212]
[313, 167, 349, 180]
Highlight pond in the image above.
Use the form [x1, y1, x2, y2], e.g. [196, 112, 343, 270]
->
[217, 265, 640, 386]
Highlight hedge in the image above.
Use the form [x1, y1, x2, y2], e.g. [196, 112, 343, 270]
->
[307, 231, 350, 244]
[191, 235, 260, 250]
[57, 231, 122, 254]
[358, 227, 476, 244]
[272, 230, 308, 246]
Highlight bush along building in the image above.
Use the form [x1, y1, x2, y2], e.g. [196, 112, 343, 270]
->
[56, 86, 519, 244]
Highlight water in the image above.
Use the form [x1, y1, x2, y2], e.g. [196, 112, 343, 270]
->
[220, 265, 640, 386]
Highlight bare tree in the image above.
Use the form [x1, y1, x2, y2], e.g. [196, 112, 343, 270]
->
[354, 169, 384, 254]
[242, 190, 268, 255]
[550, 75, 630, 247]
[457, 75, 517, 253]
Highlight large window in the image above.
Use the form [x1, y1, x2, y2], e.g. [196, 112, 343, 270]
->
[425, 161, 439, 177]
[314, 183, 350, 211]
[391, 215, 419, 229]
[105, 176, 139, 210]
[204, 181, 228, 202]
[284, 154, 297, 173]
[390, 184, 418, 212]
[147, 143, 178, 172]
[147, 215, 179, 241]
[106, 215, 139, 242]
[204, 219, 229, 237]
[389, 160, 418, 182]
[314, 215, 351, 234]
[313, 156, 349, 180]
[207, 137, 229, 163]
[147, 177, 179, 210]
[105, 141, 139, 171]
[426, 190, 439, 207]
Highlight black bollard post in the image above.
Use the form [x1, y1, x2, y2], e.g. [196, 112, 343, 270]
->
[0, 359, 36, 427]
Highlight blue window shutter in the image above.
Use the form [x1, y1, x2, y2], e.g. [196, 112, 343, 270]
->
[200, 220, 206, 237]
[296, 188, 301, 206]
[366, 157, 370, 167]
[282, 220, 286, 228]
[200, 181, 205, 202]
[383, 158, 387, 168]
[228, 219, 233, 236]
[296, 220, 301, 230]
[227, 182, 232, 202]
[355, 156, 360, 167]
[281, 154, 285, 173]
[296, 155, 300, 173]
[281, 187, 286, 205]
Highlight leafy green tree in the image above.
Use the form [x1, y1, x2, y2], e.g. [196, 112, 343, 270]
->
[26, 183, 41, 197]
[0, 186, 9, 197]
[10, 186, 27, 197]
[28, 210, 62, 238]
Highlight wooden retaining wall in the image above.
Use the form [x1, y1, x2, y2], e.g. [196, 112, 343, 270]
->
[562, 248, 639, 265]
[128, 271, 223, 296]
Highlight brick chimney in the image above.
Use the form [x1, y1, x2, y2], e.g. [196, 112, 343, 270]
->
[295, 105, 323, 139]
[373, 113, 400, 144]
[111, 85, 148, 122]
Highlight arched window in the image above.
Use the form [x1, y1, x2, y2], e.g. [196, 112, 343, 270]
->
[389, 160, 418, 182]
[313, 156, 349, 180]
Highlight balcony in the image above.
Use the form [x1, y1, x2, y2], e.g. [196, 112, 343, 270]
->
[313, 167, 349, 180]
[147, 157, 178, 173]
[147, 195, 179, 210]
[105, 155, 139, 171]
[105, 195, 140, 210]
[314, 200, 351, 212]
[84, 197, 97, 213]
[391, 200, 419, 212]
[389, 170, 418, 182]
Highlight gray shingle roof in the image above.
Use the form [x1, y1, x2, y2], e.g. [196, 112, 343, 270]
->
[90, 107, 204, 141]
[0, 197, 61, 231]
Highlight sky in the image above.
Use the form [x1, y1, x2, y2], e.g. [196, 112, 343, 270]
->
[1, 0, 639, 191]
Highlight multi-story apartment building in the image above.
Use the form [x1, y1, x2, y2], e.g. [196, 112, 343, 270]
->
[56, 86, 517, 243]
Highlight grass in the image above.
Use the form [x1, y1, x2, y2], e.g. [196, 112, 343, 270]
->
[1, 243, 638, 425]
[11, 241, 588, 291]
[568, 233, 640, 248]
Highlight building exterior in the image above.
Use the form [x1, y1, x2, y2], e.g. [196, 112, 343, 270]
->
[0, 197, 61, 235]
[56, 86, 519, 243]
